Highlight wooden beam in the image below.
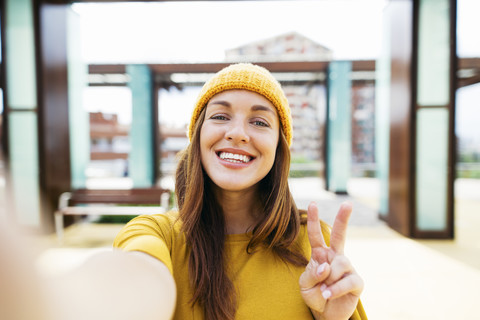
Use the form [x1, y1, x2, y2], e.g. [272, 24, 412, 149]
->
[458, 57, 480, 68]
[88, 64, 126, 74]
[36, 3, 72, 233]
[88, 60, 379, 75]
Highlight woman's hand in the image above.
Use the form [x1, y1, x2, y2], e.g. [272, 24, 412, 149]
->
[299, 202, 364, 320]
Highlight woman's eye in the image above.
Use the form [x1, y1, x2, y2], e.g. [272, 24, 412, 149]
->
[210, 115, 228, 120]
[252, 120, 269, 127]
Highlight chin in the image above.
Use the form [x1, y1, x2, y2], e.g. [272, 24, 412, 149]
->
[211, 178, 259, 193]
[216, 183, 252, 192]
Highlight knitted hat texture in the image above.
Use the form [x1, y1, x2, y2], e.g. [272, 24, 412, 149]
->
[188, 63, 292, 146]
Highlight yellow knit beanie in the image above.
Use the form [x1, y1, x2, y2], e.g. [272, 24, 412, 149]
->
[188, 63, 292, 146]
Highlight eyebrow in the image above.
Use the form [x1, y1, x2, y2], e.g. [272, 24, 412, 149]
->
[209, 100, 276, 115]
[251, 104, 276, 115]
[209, 100, 231, 107]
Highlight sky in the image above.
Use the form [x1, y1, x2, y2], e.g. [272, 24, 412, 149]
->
[74, 0, 480, 142]
[73, 0, 480, 63]
[73, 0, 387, 63]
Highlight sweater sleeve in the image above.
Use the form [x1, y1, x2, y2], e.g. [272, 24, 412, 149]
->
[350, 299, 368, 320]
[113, 211, 178, 274]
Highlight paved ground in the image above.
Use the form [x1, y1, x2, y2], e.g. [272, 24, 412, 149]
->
[36, 177, 480, 320]
[289, 177, 384, 226]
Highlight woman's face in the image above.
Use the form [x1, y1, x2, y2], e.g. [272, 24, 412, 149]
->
[200, 89, 280, 192]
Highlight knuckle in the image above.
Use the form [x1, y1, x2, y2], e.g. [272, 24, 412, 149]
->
[306, 259, 318, 273]
[353, 274, 365, 292]
[331, 254, 351, 273]
[336, 254, 351, 268]
[299, 261, 318, 287]
[339, 274, 364, 295]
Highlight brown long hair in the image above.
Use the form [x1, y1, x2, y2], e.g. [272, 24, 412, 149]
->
[175, 108, 308, 320]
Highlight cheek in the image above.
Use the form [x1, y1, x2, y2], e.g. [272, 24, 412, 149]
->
[199, 124, 223, 165]
[199, 126, 210, 163]
[199, 126, 207, 150]
[259, 133, 279, 160]
[200, 123, 220, 149]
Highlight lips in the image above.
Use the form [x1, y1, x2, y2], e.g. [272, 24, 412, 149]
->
[218, 152, 252, 163]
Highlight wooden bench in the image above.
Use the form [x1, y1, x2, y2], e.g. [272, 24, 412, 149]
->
[54, 188, 171, 242]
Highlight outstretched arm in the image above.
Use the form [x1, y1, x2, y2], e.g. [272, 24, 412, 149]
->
[46, 250, 176, 320]
[0, 225, 176, 320]
[299, 202, 364, 320]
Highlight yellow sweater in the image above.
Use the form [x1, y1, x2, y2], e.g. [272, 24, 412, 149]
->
[113, 211, 367, 320]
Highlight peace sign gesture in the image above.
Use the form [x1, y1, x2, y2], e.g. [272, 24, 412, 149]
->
[299, 202, 364, 320]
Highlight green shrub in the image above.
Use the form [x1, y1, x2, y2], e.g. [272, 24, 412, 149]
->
[96, 215, 138, 224]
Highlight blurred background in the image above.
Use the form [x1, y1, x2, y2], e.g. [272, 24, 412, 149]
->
[0, 0, 479, 319]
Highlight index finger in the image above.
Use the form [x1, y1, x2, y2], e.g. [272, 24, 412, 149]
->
[307, 202, 327, 249]
[330, 202, 353, 254]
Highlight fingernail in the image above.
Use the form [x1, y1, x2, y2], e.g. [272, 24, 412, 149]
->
[320, 283, 327, 291]
[317, 262, 327, 276]
[343, 201, 353, 210]
[322, 289, 332, 300]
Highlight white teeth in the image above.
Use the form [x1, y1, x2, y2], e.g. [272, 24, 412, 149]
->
[219, 152, 251, 163]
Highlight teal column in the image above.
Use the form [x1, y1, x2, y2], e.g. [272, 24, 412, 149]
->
[5, 0, 41, 226]
[127, 65, 155, 187]
[414, 0, 454, 236]
[326, 61, 352, 194]
[67, 9, 89, 189]
[375, 11, 392, 219]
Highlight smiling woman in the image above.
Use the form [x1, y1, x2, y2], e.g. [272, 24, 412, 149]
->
[200, 90, 280, 194]
[113, 63, 367, 320]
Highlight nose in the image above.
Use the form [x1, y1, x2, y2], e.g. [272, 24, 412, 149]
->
[225, 120, 250, 144]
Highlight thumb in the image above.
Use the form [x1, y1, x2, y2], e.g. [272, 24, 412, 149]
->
[299, 259, 330, 291]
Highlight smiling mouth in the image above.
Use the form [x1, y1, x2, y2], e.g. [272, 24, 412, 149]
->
[217, 152, 253, 163]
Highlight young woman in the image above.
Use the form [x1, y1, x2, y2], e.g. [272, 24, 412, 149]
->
[114, 63, 366, 320]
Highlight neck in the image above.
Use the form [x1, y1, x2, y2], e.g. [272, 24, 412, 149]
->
[213, 185, 260, 235]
